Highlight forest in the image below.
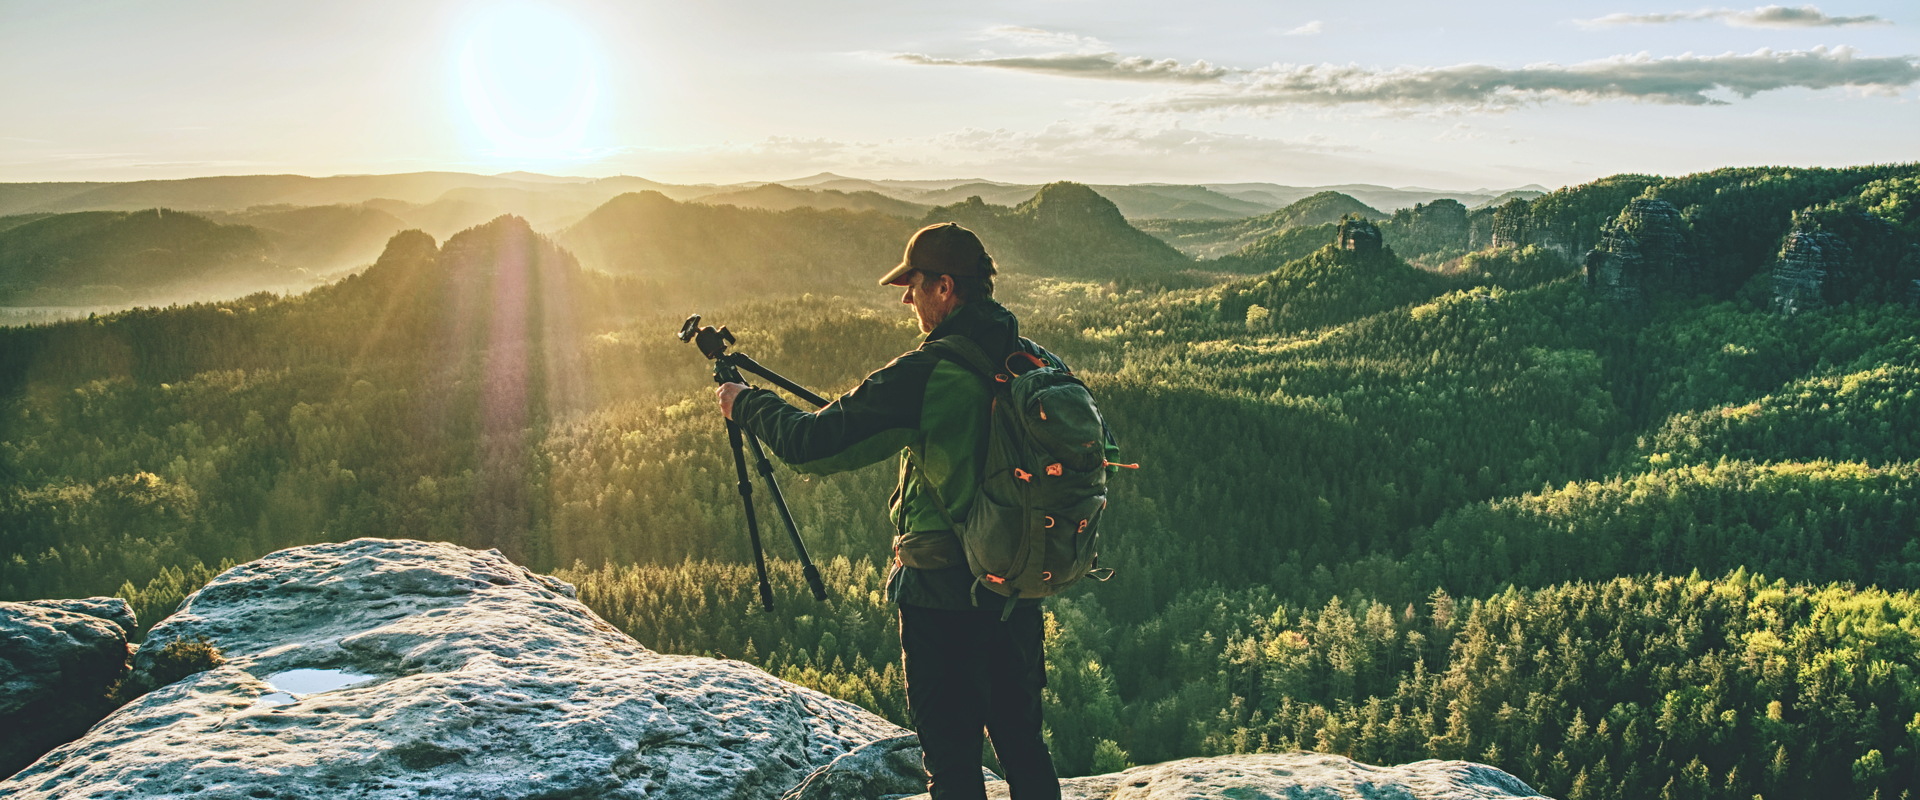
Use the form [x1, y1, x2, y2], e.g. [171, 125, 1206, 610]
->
[3, 165, 1920, 798]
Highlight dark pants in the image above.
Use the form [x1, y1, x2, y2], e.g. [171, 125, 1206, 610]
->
[899, 603, 1061, 800]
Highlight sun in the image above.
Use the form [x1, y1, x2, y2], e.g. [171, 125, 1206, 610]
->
[458, 4, 601, 161]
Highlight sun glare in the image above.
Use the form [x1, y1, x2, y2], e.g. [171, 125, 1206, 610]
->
[458, 4, 602, 161]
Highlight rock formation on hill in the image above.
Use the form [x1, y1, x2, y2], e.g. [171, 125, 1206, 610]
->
[2, 539, 1548, 799]
[1769, 210, 1919, 314]
[1484, 198, 1580, 259]
[1337, 215, 1384, 254]
[0, 598, 137, 775]
[1489, 199, 1531, 251]
[1773, 226, 1851, 315]
[1582, 198, 1694, 307]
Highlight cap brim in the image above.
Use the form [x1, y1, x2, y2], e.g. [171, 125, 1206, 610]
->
[878, 260, 915, 286]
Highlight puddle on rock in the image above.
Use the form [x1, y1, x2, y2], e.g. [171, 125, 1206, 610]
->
[249, 668, 377, 708]
[268, 668, 376, 694]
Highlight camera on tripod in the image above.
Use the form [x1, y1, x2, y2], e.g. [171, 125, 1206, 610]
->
[677, 314, 735, 361]
[678, 313, 831, 611]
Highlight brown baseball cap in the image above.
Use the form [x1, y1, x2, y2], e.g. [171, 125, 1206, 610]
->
[879, 222, 997, 286]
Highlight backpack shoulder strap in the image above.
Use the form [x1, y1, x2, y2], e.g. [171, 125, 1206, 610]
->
[1017, 337, 1071, 374]
[918, 334, 998, 381]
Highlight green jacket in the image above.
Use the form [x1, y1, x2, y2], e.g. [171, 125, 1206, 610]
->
[733, 298, 1056, 609]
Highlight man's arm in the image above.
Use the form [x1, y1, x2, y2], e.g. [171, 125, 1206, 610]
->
[726, 351, 938, 475]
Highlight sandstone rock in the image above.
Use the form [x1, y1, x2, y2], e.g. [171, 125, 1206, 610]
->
[1584, 198, 1692, 307]
[20, 597, 139, 638]
[1490, 199, 1531, 250]
[1773, 227, 1850, 315]
[1582, 248, 1638, 308]
[1337, 215, 1383, 253]
[2, 538, 905, 799]
[1613, 199, 1689, 285]
[0, 599, 135, 776]
[782, 733, 933, 800]
[905, 752, 1546, 800]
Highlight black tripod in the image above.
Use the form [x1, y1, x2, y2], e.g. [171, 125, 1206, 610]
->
[679, 314, 831, 611]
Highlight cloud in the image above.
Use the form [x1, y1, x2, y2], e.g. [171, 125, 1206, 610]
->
[1577, 5, 1892, 28]
[890, 52, 1231, 83]
[983, 25, 1107, 50]
[1113, 46, 1920, 112]
[1285, 21, 1325, 36]
[887, 28, 1916, 109]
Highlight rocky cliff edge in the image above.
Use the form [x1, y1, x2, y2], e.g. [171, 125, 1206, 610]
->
[1, 538, 1548, 799]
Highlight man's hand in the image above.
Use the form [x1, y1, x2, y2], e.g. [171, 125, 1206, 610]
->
[716, 382, 749, 420]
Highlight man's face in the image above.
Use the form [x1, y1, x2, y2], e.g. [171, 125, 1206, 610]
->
[900, 270, 959, 334]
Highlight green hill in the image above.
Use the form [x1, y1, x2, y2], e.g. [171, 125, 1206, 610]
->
[1137, 191, 1384, 258]
[1086, 185, 1276, 220]
[0, 214, 58, 236]
[0, 209, 284, 305]
[907, 182, 1276, 221]
[925, 181, 1193, 282]
[556, 191, 918, 305]
[210, 204, 410, 275]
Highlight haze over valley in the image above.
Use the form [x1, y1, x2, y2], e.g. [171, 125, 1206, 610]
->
[0, 172, 1549, 320]
[6, 1, 1920, 798]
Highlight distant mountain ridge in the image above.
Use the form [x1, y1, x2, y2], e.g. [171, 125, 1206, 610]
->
[0, 172, 1553, 226]
[555, 180, 1195, 301]
[1203, 182, 1546, 213]
[693, 184, 929, 218]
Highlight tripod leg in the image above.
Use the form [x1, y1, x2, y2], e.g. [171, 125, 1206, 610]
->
[743, 432, 830, 602]
[727, 420, 777, 612]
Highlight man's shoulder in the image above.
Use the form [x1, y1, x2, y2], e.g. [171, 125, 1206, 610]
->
[843, 347, 944, 400]
[875, 346, 942, 374]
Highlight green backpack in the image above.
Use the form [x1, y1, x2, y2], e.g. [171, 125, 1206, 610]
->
[909, 334, 1122, 619]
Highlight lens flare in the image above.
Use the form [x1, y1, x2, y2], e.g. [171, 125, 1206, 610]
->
[459, 4, 600, 160]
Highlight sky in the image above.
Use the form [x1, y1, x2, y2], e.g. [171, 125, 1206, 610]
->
[2, 0, 1916, 190]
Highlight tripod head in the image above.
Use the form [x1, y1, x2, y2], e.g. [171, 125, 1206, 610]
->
[679, 314, 831, 408]
[678, 314, 736, 361]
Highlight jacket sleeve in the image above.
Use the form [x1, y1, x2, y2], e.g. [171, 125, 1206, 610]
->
[732, 351, 936, 475]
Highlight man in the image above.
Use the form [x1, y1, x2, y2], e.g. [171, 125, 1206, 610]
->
[715, 222, 1063, 800]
